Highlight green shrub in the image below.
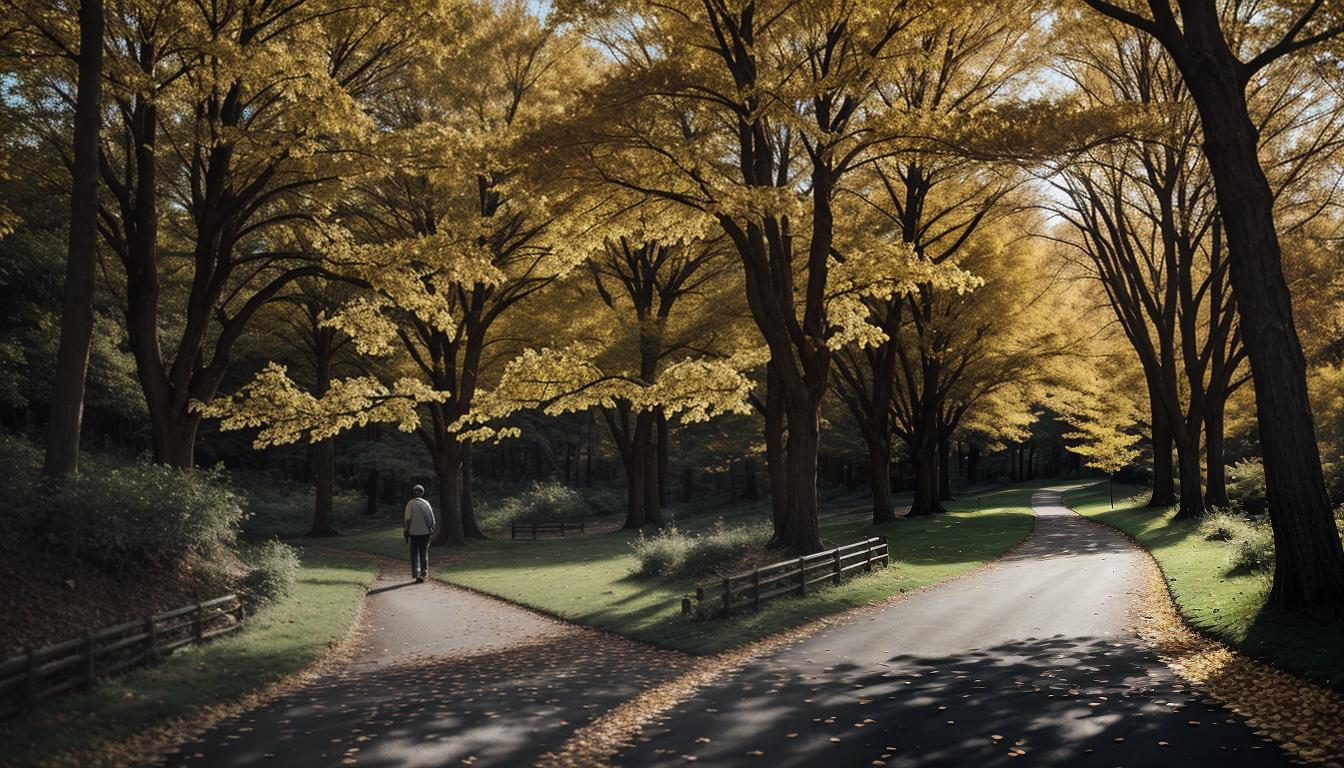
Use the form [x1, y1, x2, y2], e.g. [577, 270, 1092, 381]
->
[1234, 525, 1275, 573]
[38, 462, 245, 567]
[236, 540, 301, 609]
[238, 477, 370, 540]
[490, 481, 592, 525]
[1225, 458, 1267, 515]
[631, 520, 766, 580]
[1197, 508, 1247, 542]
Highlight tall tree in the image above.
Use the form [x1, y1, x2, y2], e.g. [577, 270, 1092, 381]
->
[42, 0, 103, 476]
[1080, 0, 1344, 607]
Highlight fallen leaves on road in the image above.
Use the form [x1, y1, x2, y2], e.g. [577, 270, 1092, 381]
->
[1130, 547, 1344, 767]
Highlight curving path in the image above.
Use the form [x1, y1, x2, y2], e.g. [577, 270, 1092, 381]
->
[159, 564, 692, 767]
[612, 489, 1293, 766]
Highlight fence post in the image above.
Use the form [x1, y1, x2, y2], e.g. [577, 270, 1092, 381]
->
[752, 569, 761, 612]
[193, 604, 205, 644]
[24, 646, 37, 708]
[234, 597, 245, 624]
[721, 576, 731, 617]
[681, 597, 691, 616]
[864, 539, 873, 573]
[832, 547, 841, 585]
[798, 557, 806, 596]
[146, 617, 158, 661]
[880, 534, 890, 566]
[83, 632, 95, 687]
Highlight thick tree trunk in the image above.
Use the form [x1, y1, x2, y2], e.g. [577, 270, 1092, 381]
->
[622, 450, 646, 529]
[867, 435, 896, 524]
[781, 399, 823, 552]
[656, 409, 669, 508]
[461, 441, 485, 539]
[1204, 401, 1229, 508]
[641, 414, 664, 528]
[44, 0, 103, 478]
[1173, 430, 1205, 521]
[149, 407, 199, 469]
[908, 445, 938, 517]
[432, 444, 466, 546]
[1180, 47, 1344, 607]
[967, 442, 980, 483]
[1149, 401, 1176, 507]
[309, 327, 338, 537]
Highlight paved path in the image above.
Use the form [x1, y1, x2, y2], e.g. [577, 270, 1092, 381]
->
[161, 564, 692, 767]
[614, 490, 1294, 766]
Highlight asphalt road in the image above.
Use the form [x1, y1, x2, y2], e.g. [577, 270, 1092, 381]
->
[612, 489, 1293, 767]
[159, 563, 692, 767]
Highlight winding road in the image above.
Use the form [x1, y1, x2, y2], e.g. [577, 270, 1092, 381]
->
[612, 489, 1292, 766]
[161, 490, 1296, 767]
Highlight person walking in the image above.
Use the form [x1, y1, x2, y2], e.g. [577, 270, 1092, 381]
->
[404, 485, 436, 583]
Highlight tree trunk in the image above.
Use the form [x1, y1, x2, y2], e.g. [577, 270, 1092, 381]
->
[867, 435, 896, 524]
[656, 409, 669, 508]
[309, 327, 338, 537]
[1179, 42, 1344, 607]
[1173, 430, 1205, 521]
[461, 441, 485, 539]
[967, 442, 980, 483]
[1149, 401, 1176, 507]
[432, 443, 466, 546]
[908, 444, 938, 517]
[1204, 401, 1229, 508]
[43, 0, 103, 478]
[642, 414, 664, 528]
[781, 399, 823, 552]
[364, 469, 380, 516]
[937, 436, 954, 502]
[763, 362, 789, 542]
[622, 449, 646, 529]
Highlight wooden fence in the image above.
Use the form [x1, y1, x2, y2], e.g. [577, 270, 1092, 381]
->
[510, 521, 586, 539]
[681, 536, 889, 619]
[0, 594, 244, 719]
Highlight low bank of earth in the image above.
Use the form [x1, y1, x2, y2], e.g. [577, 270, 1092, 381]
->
[1066, 482, 1344, 690]
[0, 552, 376, 767]
[319, 484, 1036, 655]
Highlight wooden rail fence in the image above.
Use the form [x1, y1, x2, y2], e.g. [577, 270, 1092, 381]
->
[0, 594, 244, 719]
[681, 536, 890, 619]
[510, 521, 585, 540]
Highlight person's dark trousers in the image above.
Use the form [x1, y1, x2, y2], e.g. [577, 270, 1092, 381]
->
[409, 534, 430, 579]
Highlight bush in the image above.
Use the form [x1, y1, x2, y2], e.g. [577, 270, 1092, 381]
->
[0, 433, 41, 539]
[490, 481, 592, 526]
[238, 477, 370, 540]
[38, 462, 245, 567]
[236, 540, 301, 609]
[631, 520, 766, 580]
[1198, 508, 1274, 573]
[1225, 458, 1268, 515]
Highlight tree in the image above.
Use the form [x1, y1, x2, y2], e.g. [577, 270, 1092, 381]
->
[554, 0, 969, 551]
[1080, 0, 1344, 607]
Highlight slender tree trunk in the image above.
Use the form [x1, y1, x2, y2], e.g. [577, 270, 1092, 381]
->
[1205, 400, 1229, 508]
[967, 442, 980, 483]
[641, 413, 664, 527]
[461, 441, 485, 539]
[309, 327, 338, 537]
[43, 0, 103, 478]
[1181, 51, 1344, 607]
[656, 409, 669, 509]
[937, 436, 954, 502]
[867, 434, 896, 524]
[764, 363, 789, 543]
[1149, 401, 1176, 507]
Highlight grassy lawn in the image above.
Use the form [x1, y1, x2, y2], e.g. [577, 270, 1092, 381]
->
[0, 552, 377, 767]
[1066, 482, 1344, 691]
[319, 485, 1035, 655]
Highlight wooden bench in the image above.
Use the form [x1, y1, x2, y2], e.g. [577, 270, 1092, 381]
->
[510, 521, 586, 540]
[681, 536, 889, 619]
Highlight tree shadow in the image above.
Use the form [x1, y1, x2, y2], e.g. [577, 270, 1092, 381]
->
[615, 635, 1293, 767]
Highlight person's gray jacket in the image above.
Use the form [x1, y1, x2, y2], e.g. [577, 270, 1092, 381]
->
[404, 498, 436, 536]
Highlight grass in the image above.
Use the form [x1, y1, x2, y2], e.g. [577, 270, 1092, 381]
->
[0, 552, 377, 767]
[1066, 482, 1344, 691]
[317, 485, 1035, 655]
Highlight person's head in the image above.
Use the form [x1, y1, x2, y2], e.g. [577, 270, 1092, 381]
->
[412, 484, 425, 498]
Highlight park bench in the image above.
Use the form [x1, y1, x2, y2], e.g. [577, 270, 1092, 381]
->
[510, 520, 586, 540]
[0, 594, 244, 720]
[681, 536, 889, 619]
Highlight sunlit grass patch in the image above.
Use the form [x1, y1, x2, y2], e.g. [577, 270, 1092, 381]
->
[1067, 482, 1344, 690]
